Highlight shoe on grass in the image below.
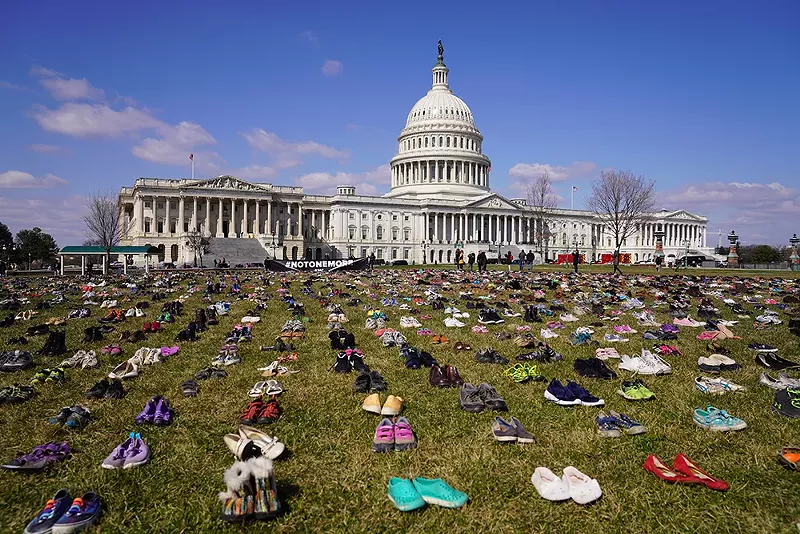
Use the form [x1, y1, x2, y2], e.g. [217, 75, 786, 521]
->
[594, 411, 622, 438]
[778, 447, 800, 471]
[51, 492, 101, 534]
[608, 410, 646, 435]
[531, 467, 571, 501]
[773, 388, 800, 419]
[224, 433, 264, 461]
[544, 379, 580, 406]
[510, 417, 535, 443]
[491, 416, 518, 442]
[693, 406, 747, 431]
[387, 477, 426, 512]
[672, 453, 729, 491]
[24, 488, 72, 534]
[181, 379, 199, 397]
[562, 466, 602, 505]
[643, 454, 700, 485]
[411, 477, 468, 508]
[238, 426, 286, 460]
[459, 383, 484, 413]
[372, 418, 395, 453]
[257, 399, 281, 424]
[369, 370, 387, 391]
[240, 400, 264, 425]
[381, 395, 403, 416]
[393, 417, 417, 451]
[102, 433, 134, 469]
[362, 393, 381, 414]
[617, 380, 655, 401]
[123, 433, 150, 469]
[477, 383, 508, 412]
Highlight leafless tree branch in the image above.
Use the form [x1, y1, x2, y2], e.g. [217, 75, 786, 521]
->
[586, 170, 656, 252]
[185, 229, 213, 267]
[82, 191, 126, 268]
[526, 171, 558, 253]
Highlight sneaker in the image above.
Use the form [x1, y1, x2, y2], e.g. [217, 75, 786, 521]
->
[459, 383, 484, 413]
[477, 383, 507, 411]
[566, 381, 604, 406]
[102, 434, 134, 469]
[411, 477, 468, 508]
[773, 388, 800, 418]
[51, 492, 102, 533]
[697, 376, 745, 394]
[372, 418, 395, 453]
[608, 410, 646, 435]
[693, 405, 747, 431]
[491, 416, 518, 442]
[617, 380, 656, 401]
[393, 417, 417, 451]
[544, 378, 580, 406]
[104, 379, 126, 399]
[387, 477, 426, 512]
[362, 393, 381, 414]
[594, 411, 622, 438]
[135, 397, 158, 425]
[24, 488, 73, 534]
[381, 395, 403, 416]
[122, 433, 150, 468]
[153, 397, 172, 426]
[510, 417, 535, 443]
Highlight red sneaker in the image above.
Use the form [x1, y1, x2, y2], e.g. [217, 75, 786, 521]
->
[150, 321, 161, 332]
[643, 454, 700, 484]
[240, 400, 264, 425]
[142, 322, 151, 333]
[672, 453, 729, 491]
[257, 399, 281, 424]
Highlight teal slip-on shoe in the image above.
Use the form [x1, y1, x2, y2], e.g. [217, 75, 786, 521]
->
[412, 477, 468, 508]
[387, 478, 426, 512]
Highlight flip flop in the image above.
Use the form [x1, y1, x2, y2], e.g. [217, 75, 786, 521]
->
[249, 381, 266, 397]
[265, 380, 284, 396]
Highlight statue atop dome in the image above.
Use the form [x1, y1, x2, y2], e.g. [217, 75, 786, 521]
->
[437, 40, 444, 64]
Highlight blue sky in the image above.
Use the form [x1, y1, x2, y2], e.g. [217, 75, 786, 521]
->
[1, 0, 798, 246]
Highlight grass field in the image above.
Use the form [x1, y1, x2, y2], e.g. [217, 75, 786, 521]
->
[1, 269, 799, 533]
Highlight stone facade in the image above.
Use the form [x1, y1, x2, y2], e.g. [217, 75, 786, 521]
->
[118, 46, 712, 266]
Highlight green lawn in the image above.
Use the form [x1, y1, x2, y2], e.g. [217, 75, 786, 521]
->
[1, 270, 799, 533]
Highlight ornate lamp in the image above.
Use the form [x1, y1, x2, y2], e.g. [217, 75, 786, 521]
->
[726, 230, 739, 267]
[790, 233, 799, 272]
[653, 224, 666, 259]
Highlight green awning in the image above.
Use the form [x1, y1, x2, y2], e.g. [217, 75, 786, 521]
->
[59, 246, 159, 255]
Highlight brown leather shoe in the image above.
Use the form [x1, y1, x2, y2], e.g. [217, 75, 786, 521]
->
[429, 365, 451, 388]
[444, 365, 464, 386]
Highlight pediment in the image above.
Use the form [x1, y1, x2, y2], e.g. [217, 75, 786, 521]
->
[662, 209, 705, 221]
[190, 175, 270, 192]
[466, 194, 522, 211]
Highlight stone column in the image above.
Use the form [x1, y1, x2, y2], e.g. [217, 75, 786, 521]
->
[137, 196, 144, 234]
[217, 198, 223, 237]
[267, 201, 273, 234]
[434, 212, 439, 242]
[255, 201, 261, 235]
[191, 197, 197, 232]
[178, 196, 185, 235]
[204, 198, 210, 234]
[298, 203, 304, 239]
[231, 199, 237, 237]
[243, 199, 249, 235]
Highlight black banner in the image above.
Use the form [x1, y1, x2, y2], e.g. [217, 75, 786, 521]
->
[265, 258, 370, 272]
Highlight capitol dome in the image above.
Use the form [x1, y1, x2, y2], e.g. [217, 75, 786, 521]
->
[385, 42, 491, 201]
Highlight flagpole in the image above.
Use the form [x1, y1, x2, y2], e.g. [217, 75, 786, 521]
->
[191, 156, 195, 180]
[571, 186, 574, 210]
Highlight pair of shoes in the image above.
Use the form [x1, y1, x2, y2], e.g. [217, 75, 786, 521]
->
[219, 456, 282, 522]
[503, 362, 545, 383]
[617, 379, 656, 400]
[755, 351, 800, 370]
[195, 367, 228, 380]
[574, 357, 617, 379]
[24, 489, 102, 533]
[363, 394, 402, 415]
[85, 378, 126, 399]
[429, 364, 463, 387]
[773, 388, 800, 418]
[102, 432, 150, 469]
[181, 379, 200, 397]
[545, 379, 604, 406]
[0, 349, 34, 372]
[696, 376, 745, 394]
[531, 466, 602, 504]
[330, 349, 368, 373]
[240, 398, 281, 425]
[353, 370, 387, 393]
[2, 441, 70, 472]
[594, 411, 646, 437]
[475, 348, 509, 365]
[490, 416, 535, 443]
[59, 350, 98, 370]
[643, 453, 728, 490]
[697, 354, 740, 373]
[49, 405, 91, 429]
[0, 383, 36, 404]
[224, 426, 285, 460]
[460, 383, 507, 412]
[31, 367, 66, 385]
[249, 380, 283, 398]
[693, 405, 746, 431]
[135, 395, 173, 426]
[372, 417, 416, 452]
[387, 477, 467, 511]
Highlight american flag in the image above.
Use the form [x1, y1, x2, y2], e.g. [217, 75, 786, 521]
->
[189, 153, 194, 161]
[572, 186, 578, 192]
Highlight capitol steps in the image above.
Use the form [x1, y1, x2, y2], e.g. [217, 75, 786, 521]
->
[201, 238, 269, 267]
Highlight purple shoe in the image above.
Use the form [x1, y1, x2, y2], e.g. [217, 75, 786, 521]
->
[2, 441, 70, 472]
[122, 434, 150, 469]
[101, 434, 133, 469]
[135, 397, 159, 425]
[153, 397, 172, 426]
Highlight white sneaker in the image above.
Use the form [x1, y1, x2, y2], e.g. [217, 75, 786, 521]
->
[642, 349, 672, 375]
[135, 308, 145, 317]
[540, 328, 559, 339]
[444, 317, 465, 328]
[618, 355, 658, 375]
[531, 467, 571, 501]
[562, 466, 602, 504]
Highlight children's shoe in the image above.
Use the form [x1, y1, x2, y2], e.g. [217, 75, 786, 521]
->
[693, 406, 747, 431]
[381, 395, 403, 416]
[594, 412, 622, 438]
[51, 492, 102, 533]
[608, 410, 646, 435]
[510, 417, 536, 443]
[387, 477, 426, 512]
[24, 488, 72, 534]
[491, 416, 518, 442]
[362, 393, 381, 414]
[393, 417, 417, 451]
[411, 477, 468, 508]
[561, 466, 602, 505]
[219, 457, 281, 522]
[531, 467, 571, 501]
[122, 433, 150, 469]
[372, 418, 395, 453]
[102, 433, 135, 469]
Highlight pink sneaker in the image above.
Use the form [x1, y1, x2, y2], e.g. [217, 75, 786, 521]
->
[393, 417, 417, 451]
[372, 418, 395, 453]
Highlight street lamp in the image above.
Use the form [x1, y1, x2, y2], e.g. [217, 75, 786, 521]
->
[681, 240, 691, 269]
[270, 234, 278, 260]
[789, 233, 799, 272]
[420, 240, 427, 265]
[542, 226, 552, 263]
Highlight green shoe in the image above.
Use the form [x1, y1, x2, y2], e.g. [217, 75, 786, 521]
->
[617, 380, 655, 400]
[387, 477, 426, 512]
[503, 364, 529, 383]
[412, 477, 468, 508]
[31, 369, 51, 385]
[522, 363, 546, 382]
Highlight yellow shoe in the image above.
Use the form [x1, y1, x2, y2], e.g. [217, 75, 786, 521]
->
[362, 393, 381, 414]
[381, 395, 403, 416]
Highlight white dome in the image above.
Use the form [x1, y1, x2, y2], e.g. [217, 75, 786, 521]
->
[406, 91, 475, 127]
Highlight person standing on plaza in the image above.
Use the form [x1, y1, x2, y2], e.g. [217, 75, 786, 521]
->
[526, 250, 535, 271]
[368, 252, 376, 271]
[518, 249, 526, 271]
[572, 248, 580, 274]
[655, 255, 663, 272]
[467, 252, 475, 271]
[612, 249, 623, 275]
[477, 251, 487, 272]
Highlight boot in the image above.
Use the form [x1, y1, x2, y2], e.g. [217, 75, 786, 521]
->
[218, 457, 281, 522]
[36, 332, 57, 355]
[52, 331, 67, 355]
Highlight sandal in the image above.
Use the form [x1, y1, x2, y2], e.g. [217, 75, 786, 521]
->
[265, 380, 284, 396]
[181, 379, 199, 397]
[249, 381, 266, 398]
[453, 341, 464, 351]
[431, 335, 441, 344]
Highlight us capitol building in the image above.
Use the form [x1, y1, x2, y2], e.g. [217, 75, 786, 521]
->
[119, 43, 711, 266]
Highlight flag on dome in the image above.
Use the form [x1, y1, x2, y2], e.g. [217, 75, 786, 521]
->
[189, 153, 194, 161]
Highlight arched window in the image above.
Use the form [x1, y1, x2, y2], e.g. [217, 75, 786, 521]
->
[391, 228, 398, 240]
[562, 233, 568, 246]
[348, 226, 356, 239]
[460, 137, 464, 148]
[376, 226, 383, 240]
[361, 227, 369, 240]
[403, 228, 410, 240]
[439, 136, 443, 146]
[425, 137, 428, 147]
[446, 137, 450, 147]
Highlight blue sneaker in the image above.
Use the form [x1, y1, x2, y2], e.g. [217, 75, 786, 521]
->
[608, 410, 647, 435]
[594, 412, 622, 438]
[544, 379, 580, 406]
[566, 381, 605, 407]
[693, 406, 747, 431]
[52, 492, 101, 533]
[24, 489, 72, 534]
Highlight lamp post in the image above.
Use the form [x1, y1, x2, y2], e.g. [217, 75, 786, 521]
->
[270, 234, 278, 260]
[420, 240, 427, 265]
[790, 234, 800, 272]
[542, 225, 552, 263]
[681, 240, 690, 269]
[726, 230, 739, 268]
[654, 225, 665, 262]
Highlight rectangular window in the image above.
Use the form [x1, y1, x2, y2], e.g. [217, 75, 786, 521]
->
[391, 249, 397, 259]
[403, 249, 409, 259]
[403, 229, 410, 241]
[144, 221, 151, 233]
[170, 222, 176, 233]
[361, 228, 368, 240]
[348, 228, 355, 239]
[376, 249, 383, 259]
[392, 215, 398, 221]
[362, 213, 367, 219]
[145, 201, 151, 209]
[157, 221, 163, 233]
[361, 248, 367, 258]
[184, 222, 189, 233]
[404, 216, 409, 221]
[349, 213, 355, 219]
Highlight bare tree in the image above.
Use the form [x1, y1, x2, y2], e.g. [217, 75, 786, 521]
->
[82, 192, 125, 272]
[526, 171, 558, 257]
[186, 229, 213, 267]
[586, 170, 656, 272]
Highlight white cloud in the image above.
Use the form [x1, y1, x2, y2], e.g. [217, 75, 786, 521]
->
[31, 102, 163, 137]
[241, 129, 349, 170]
[131, 121, 220, 170]
[232, 165, 278, 180]
[30, 65, 104, 101]
[659, 181, 800, 245]
[509, 161, 596, 182]
[26, 144, 69, 154]
[0, 80, 29, 91]
[0, 170, 67, 189]
[322, 59, 343, 77]
[0, 194, 88, 246]
[295, 165, 391, 196]
[301, 30, 318, 45]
